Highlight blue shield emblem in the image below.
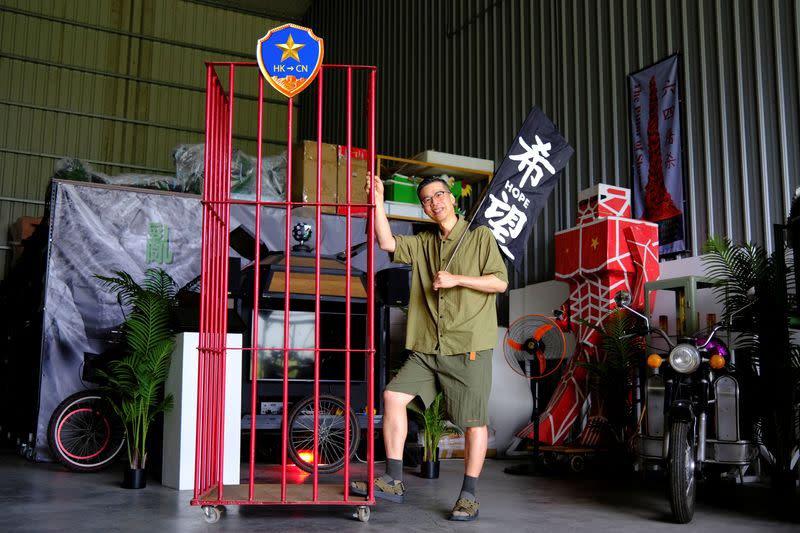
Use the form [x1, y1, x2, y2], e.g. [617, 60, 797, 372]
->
[257, 24, 324, 98]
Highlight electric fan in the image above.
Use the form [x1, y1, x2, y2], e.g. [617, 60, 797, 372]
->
[504, 314, 566, 380]
[503, 314, 567, 473]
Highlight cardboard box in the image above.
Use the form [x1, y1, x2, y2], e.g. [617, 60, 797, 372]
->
[9, 216, 41, 243]
[292, 140, 338, 213]
[336, 145, 368, 216]
[9, 216, 42, 265]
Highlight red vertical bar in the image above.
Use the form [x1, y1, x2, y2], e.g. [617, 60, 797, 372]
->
[209, 96, 220, 494]
[366, 67, 377, 499]
[343, 66, 352, 496]
[312, 66, 324, 501]
[280, 96, 294, 502]
[216, 63, 235, 501]
[195, 64, 214, 499]
[216, 87, 227, 493]
[207, 82, 223, 493]
[212, 90, 225, 493]
[202, 83, 218, 496]
[248, 74, 264, 501]
[212, 95, 222, 491]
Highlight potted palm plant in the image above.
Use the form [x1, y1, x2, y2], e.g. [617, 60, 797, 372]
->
[703, 236, 800, 512]
[407, 392, 461, 479]
[96, 268, 177, 489]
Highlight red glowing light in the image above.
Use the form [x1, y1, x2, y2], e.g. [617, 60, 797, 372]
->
[298, 450, 315, 463]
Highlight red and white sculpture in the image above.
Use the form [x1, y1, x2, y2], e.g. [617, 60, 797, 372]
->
[517, 184, 660, 446]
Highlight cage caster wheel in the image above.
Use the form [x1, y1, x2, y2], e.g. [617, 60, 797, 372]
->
[202, 505, 223, 524]
[353, 505, 370, 522]
[569, 455, 585, 473]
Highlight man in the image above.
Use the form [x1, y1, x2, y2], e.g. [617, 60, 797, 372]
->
[351, 173, 508, 522]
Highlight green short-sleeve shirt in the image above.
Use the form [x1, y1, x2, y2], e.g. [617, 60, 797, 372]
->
[391, 216, 508, 355]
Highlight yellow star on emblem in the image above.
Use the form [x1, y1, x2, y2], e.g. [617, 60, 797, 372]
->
[590, 237, 600, 250]
[276, 34, 305, 62]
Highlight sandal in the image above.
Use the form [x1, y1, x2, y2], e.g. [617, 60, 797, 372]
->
[349, 477, 405, 503]
[448, 497, 479, 521]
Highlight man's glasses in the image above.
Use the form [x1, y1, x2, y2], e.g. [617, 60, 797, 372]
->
[420, 190, 450, 207]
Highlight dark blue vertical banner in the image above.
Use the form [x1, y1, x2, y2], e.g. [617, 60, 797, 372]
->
[629, 54, 686, 255]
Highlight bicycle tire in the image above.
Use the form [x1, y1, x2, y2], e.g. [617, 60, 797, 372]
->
[287, 394, 360, 474]
[47, 391, 125, 472]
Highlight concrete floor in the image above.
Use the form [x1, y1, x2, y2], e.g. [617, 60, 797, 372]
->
[1, 449, 797, 532]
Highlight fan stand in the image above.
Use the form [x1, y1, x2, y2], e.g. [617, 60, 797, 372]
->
[504, 360, 545, 476]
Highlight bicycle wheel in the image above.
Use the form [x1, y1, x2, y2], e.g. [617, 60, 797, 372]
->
[47, 391, 125, 472]
[287, 394, 360, 474]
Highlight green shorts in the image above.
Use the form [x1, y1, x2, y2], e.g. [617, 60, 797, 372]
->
[386, 349, 493, 427]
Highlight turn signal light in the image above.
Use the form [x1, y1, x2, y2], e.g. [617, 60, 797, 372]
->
[647, 354, 664, 369]
[709, 354, 726, 369]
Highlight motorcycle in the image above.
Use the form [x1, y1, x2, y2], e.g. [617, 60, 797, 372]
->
[613, 290, 758, 524]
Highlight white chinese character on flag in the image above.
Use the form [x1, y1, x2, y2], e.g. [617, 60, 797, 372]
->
[484, 191, 528, 260]
[510, 134, 556, 188]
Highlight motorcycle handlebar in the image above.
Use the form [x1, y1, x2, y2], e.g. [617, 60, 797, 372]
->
[616, 298, 727, 351]
[646, 326, 676, 349]
[621, 326, 674, 348]
[698, 323, 726, 348]
[626, 323, 727, 351]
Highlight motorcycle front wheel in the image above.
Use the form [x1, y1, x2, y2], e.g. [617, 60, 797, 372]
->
[667, 420, 696, 523]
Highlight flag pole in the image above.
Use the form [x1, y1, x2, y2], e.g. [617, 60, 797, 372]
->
[443, 183, 493, 272]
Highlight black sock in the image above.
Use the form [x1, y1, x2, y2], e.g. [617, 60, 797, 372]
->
[459, 474, 477, 501]
[380, 458, 403, 483]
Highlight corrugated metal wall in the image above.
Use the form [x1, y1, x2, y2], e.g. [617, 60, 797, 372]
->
[0, 0, 289, 278]
[302, 0, 800, 291]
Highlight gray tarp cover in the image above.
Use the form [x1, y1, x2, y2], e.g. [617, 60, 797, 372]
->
[36, 180, 406, 460]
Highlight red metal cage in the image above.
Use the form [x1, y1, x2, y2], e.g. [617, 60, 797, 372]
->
[191, 61, 377, 523]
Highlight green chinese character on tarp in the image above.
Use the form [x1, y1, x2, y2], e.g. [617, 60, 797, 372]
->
[146, 222, 173, 264]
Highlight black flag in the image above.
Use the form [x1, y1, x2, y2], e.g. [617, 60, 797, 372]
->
[471, 107, 574, 269]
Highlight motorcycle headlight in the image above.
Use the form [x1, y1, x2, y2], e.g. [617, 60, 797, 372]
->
[668, 344, 701, 374]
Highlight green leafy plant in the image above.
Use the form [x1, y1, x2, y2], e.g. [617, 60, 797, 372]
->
[95, 268, 177, 470]
[577, 311, 643, 444]
[702, 237, 768, 334]
[702, 236, 800, 497]
[407, 392, 460, 462]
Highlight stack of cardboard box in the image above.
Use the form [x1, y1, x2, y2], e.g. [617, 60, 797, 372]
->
[291, 140, 367, 215]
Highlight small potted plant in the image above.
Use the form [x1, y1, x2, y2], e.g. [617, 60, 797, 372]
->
[96, 268, 177, 489]
[407, 392, 461, 479]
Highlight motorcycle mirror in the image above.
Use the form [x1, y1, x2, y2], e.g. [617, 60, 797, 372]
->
[612, 290, 658, 339]
[614, 291, 632, 308]
[728, 286, 758, 324]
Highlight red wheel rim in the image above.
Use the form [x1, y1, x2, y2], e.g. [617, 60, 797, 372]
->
[57, 407, 111, 460]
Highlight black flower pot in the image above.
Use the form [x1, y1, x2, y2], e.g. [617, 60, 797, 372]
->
[420, 460, 440, 479]
[123, 468, 147, 489]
